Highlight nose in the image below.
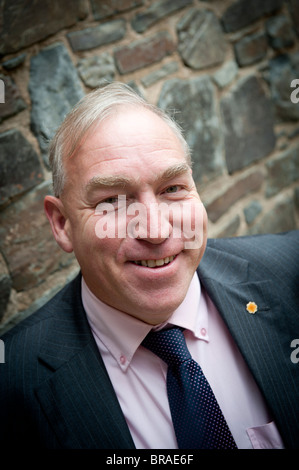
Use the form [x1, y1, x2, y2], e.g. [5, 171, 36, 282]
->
[127, 199, 173, 244]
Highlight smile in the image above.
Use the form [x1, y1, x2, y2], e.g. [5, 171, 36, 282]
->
[132, 255, 176, 268]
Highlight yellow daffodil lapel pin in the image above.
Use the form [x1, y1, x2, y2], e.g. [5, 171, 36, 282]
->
[246, 301, 258, 314]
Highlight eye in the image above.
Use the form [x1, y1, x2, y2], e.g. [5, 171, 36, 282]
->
[165, 185, 179, 194]
[101, 196, 119, 204]
[95, 196, 119, 215]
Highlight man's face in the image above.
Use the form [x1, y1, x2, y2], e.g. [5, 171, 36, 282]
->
[51, 108, 208, 324]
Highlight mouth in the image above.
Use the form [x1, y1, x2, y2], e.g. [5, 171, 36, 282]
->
[131, 254, 177, 268]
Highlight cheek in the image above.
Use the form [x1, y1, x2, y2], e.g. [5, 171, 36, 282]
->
[69, 213, 118, 259]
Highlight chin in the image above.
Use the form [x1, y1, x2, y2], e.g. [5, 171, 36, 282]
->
[136, 291, 187, 325]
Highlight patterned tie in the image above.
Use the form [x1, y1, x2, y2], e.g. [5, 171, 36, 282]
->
[142, 327, 237, 449]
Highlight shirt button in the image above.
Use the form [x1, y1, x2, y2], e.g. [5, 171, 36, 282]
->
[120, 355, 126, 365]
[200, 327, 207, 337]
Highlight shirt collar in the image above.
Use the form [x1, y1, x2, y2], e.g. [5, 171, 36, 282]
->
[82, 272, 209, 372]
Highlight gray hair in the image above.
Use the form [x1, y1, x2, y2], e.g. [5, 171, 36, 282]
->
[49, 82, 191, 197]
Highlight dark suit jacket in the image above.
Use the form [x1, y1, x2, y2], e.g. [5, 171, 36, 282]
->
[1, 231, 299, 449]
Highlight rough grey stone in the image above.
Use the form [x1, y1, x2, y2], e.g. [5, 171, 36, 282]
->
[91, 0, 144, 20]
[234, 32, 268, 67]
[0, 181, 76, 292]
[0, 0, 88, 55]
[158, 77, 225, 186]
[212, 61, 238, 89]
[29, 43, 84, 167]
[141, 61, 179, 88]
[244, 200, 262, 225]
[294, 186, 299, 210]
[269, 52, 299, 121]
[0, 254, 11, 321]
[247, 195, 296, 234]
[266, 15, 296, 50]
[77, 53, 115, 88]
[288, 0, 299, 37]
[0, 129, 44, 208]
[131, 0, 192, 33]
[2, 53, 27, 70]
[177, 9, 227, 70]
[221, 0, 284, 33]
[0, 74, 26, 122]
[67, 19, 126, 52]
[220, 75, 276, 174]
[265, 145, 299, 197]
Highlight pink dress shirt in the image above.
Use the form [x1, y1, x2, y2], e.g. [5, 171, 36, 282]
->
[82, 274, 284, 449]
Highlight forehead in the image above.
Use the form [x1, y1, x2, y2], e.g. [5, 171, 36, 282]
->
[80, 107, 184, 155]
[64, 107, 188, 191]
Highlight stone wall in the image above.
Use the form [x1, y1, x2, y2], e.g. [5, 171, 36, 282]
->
[0, 0, 299, 332]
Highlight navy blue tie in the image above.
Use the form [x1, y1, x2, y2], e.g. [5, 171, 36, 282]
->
[142, 327, 237, 449]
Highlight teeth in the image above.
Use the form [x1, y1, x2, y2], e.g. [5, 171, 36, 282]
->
[147, 259, 156, 268]
[133, 255, 175, 268]
[155, 259, 164, 266]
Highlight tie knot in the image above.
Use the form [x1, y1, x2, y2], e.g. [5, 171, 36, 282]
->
[142, 327, 192, 366]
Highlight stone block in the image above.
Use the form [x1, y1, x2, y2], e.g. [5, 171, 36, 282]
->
[288, 0, 299, 37]
[247, 195, 296, 234]
[158, 76, 225, 186]
[265, 145, 299, 197]
[266, 15, 296, 50]
[0, 0, 88, 55]
[294, 186, 299, 210]
[0, 74, 26, 123]
[0, 129, 44, 208]
[91, 0, 143, 20]
[213, 61, 238, 89]
[221, 0, 284, 33]
[114, 32, 175, 74]
[177, 9, 227, 70]
[243, 200, 262, 225]
[131, 0, 192, 33]
[2, 54, 27, 70]
[0, 253, 11, 321]
[234, 32, 268, 67]
[29, 43, 84, 167]
[220, 75, 276, 173]
[67, 19, 126, 52]
[205, 170, 264, 223]
[77, 53, 115, 88]
[0, 181, 75, 292]
[141, 61, 179, 88]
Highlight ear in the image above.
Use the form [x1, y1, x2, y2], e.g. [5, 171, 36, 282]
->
[44, 195, 73, 253]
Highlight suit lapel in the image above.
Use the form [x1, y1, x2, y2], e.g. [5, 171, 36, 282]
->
[36, 275, 135, 449]
[197, 245, 299, 448]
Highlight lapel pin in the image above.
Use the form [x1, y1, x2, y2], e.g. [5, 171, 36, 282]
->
[246, 301, 258, 314]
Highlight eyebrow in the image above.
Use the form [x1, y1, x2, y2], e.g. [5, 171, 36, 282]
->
[159, 162, 190, 181]
[85, 162, 190, 193]
[86, 174, 132, 192]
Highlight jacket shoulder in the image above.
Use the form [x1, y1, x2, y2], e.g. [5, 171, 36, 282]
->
[206, 230, 299, 267]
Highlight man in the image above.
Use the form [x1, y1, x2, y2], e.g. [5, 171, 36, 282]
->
[0, 82, 298, 449]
